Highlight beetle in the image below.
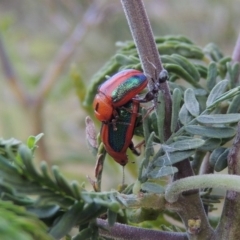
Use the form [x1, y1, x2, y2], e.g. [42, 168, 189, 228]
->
[93, 69, 148, 123]
[93, 69, 168, 125]
[100, 100, 140, 166]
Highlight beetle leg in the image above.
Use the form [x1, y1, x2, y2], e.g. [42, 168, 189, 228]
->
[118, 105, 141, 118]
[112, 109, 119, 131]
[129, 141, 141, 156]
[142, 105, 156, 121]
[133, 84, 159, 103]
[134, 140, 145, 153]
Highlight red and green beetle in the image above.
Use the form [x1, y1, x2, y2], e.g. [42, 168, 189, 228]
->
[93, 68, 168, 124]
[100, 100, 140, 166]
[93, 69, 148, 123]
[94, 68, 168, 165]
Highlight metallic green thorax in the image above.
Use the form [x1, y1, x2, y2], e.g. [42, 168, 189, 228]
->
[108, 101, 133, 152]
[112, 76, 146, 103]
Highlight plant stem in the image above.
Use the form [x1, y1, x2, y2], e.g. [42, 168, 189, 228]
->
[0, 34, 28, 107]
[120, 2, 213, 239]
[35, 1, 105, 105]
[165, 174, 240, 203]
[215, 122, 240, 239]
[97, 218, 188, 240]
[120, 0, 172, 140]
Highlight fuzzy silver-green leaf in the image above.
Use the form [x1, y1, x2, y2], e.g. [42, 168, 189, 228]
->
[185, 125, 236, 138]
[148, 166, 178, 179]
[206, 79, 229, 107]
[197, 114, 240, 124]
[184, 88, 200, 116]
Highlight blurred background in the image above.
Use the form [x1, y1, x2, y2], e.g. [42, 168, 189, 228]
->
[0, 0, 239, 189]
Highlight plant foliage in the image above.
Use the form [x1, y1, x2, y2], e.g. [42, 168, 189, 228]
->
[1, 35, 240, 239]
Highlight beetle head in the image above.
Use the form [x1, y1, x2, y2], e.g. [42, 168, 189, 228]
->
[93, 93, 113, 122]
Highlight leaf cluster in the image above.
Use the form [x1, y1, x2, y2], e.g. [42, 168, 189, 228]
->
[0, 136, 123, 239]
[1, 35, 240, 239]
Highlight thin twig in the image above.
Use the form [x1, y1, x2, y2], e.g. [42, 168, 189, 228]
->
[31, 1, 106, 161]
[97, 218, 188, 240]
[35, 0, 105, 107]
[0, 34, 29, 107]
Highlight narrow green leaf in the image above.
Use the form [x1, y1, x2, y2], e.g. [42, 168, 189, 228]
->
[49, 202, 84, 239]
[19, 145, 41, 179]
[156, 91, 165, 143]
[148, 166, 178, 179]
[34, 133, 44, 143]
[36, 194, 74, 208]
[0, 155, 18, 175]
[142, 108, 151, 145]
[179, 104, 193, 125]
[27, 205, 60, 219]
[71, 181, 81, 200]
[0, 138, 21, 147]
[52, 166, 74, 196]
[227, 94, 240, 113]
[197, 114, 240, 124]
[72, 228, 92, 240]
[27, 133, 44, 151]
[171, 54, 200, 82]
[214, 148, 229, 172]
[193, 88, 207, 96]
[195, 64, 207, 79]
[77, 202, 103, 225]
[228, 62, 240, 88]
[154, 150, 195, 167]
[206, 62, 218, 91]
[206, 79, 229, 107]
[27, 136, 36, 150]
[164, 63, 202, 88]
[204, 43, 224, 61]
[40, 161, 57, 189]
[141, 182, 165, 193]
[115, 54, 139, 65]
[210, 148, 226, 167]
[166, 138, 205, 152]
[198, 138, 221, 151]
[1, 192, 34, 206]
[171, 88, 182, 132]
[108, 201, 120, 212]
[107, 209, 117, 227]
[208, 87, 240, 111]
[185, 125, 236, 138]
[184, 89, 200, 116]
[7, 182, 43, 195]
[144, 132, 155, 163]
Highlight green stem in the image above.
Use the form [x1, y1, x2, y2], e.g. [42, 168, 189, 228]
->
[165, 174, 240, 203]
[81, 191, 165, 210]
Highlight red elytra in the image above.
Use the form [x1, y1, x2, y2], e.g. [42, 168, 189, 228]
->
[100, 100, 140, 166]
[93, 69, 148, 123]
